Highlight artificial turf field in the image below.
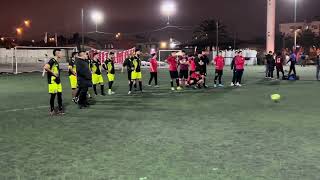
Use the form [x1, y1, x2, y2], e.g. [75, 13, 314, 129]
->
[0, 66, 319, 180]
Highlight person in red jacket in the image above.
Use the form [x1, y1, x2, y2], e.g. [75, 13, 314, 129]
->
[148, 53, 159, 87]
[188, 54, 196, 76]
[166, 51, 181, 91]
[213, 51, 225, 87]
[234, 51, 245, 87]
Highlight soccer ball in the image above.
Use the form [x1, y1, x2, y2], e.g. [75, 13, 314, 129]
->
[271, 94, 281, 102]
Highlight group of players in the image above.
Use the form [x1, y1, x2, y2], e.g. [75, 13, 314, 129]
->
[44, 48, 249, 115]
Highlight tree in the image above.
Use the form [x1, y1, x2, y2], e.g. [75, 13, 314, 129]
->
[298, 29, 316, 53]
[192, 19, 231, 49]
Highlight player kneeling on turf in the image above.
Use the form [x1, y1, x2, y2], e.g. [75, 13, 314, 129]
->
[91, 53, 106, 96]
[188, 71, 204, 89]
[103, 52, 116, 95]
[43, 49, 64, 116]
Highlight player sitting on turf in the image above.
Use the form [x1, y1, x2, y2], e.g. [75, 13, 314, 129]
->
[103, 52, 116, 95]
[195, 51, 209, 88]
[43, 49, 64, 116]
[188, 71, 204, 89]
[213, 51, 225, 87]
[128, 49, 143, 94]
[91, 53, 106, 96]
[166, 51, 181, 91]
[68, 52, 78, 103]
[178, 51, 189, 87]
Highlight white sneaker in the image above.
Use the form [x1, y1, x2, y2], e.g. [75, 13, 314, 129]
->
[230, 82, 235, 87]
[154, 85, 160, 88]
[147, 84, 152, 87]
[108, 91, 115, 95]
[213, 84, 217, 88]
[236, 83, 242, 87]
[218, 84, 224, 87]
[171, 87, 175, 91]
[128, 91, 132, 95]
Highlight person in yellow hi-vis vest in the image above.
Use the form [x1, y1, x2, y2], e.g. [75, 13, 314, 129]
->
[43, 49, 64, 116]
[103, 52, 116, 95]
[128, 49, 142, 94]
[91, 53, 106, 96]
[68, 52, 78, 103]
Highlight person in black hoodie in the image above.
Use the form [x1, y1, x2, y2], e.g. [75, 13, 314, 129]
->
[266, 51, 276, 79]
[75, 51, 92, 109]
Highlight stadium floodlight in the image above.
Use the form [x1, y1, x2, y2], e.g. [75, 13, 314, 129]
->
[91, 10, 104, 32]
[160, 41, 168, 49]
[161, 1, 176, 25]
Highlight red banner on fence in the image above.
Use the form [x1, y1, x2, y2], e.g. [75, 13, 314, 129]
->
[90, 48, 135, 64]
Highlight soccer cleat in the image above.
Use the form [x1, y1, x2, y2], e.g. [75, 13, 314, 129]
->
[213, 84, 217, 88]
[218, 84, 224, 87]
[204, 85, 208, 88]
[147, 84, 152, 87]
[177, 86, 182, 91]
[230, 82, 235, 87]
[171, 87, 175, 91]
[72, 97, 77, 104]
[154, 85, 160, 88]
[128, 91, 132, 95]
[49, 110, 56, 116]
[108, 89, 115, 95]
[57, 110, 65, 115]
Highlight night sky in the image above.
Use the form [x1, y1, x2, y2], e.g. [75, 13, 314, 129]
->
[1, 0, 319, 41]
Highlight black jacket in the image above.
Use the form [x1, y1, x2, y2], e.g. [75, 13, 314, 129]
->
[266, 54, 275, 69]
[75, 58, 92, 88]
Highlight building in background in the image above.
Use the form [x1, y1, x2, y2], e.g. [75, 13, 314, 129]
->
[280, 21, 320, 36]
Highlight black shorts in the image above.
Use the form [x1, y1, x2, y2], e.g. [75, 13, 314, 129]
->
[215, 70, 223, 76]
[179, 70, 189, 79]
[200, 68, 207, 76]
[127, 71, 132, 80]
[169, 71, 179, 79]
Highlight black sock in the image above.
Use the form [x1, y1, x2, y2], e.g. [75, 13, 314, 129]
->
[101, 85, 105, 95]
[129, 81, 133, 91]
[176, 79, 180, 87]
[93, 85, 97, 95]
[57, 92, 62, 111]
[50, 93, 56, 111]
[139, 81, 142, 91]
[134, 82, 137, 89]
[109, 81, 113, 90]
[170, 81, 174, 87]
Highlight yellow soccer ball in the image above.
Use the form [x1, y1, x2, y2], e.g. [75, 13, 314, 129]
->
[271, 94, 281, 102]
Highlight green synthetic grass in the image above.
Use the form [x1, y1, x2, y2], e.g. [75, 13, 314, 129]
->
[0, 66, 320, 180]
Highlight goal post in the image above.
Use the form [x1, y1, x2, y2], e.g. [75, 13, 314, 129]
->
[12, 46, 77, 74]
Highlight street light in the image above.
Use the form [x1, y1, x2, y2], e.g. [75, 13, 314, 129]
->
[24, 20, 31, 27]
[91, 10, 104, 32]
[16, 28, 23, 35]
[161, 1, 176, 25]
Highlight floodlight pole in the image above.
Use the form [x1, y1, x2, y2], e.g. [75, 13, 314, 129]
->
[81, 8, 84, 50]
